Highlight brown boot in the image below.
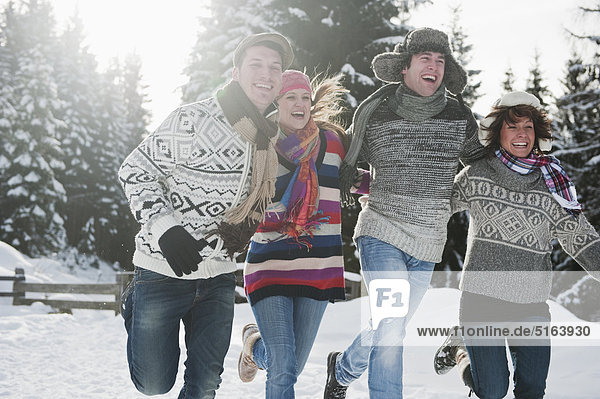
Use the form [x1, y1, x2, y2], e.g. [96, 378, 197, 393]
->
[238, 323, 261, 382]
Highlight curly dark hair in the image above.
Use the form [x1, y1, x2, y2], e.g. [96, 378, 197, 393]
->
[481, 104, 552, 156]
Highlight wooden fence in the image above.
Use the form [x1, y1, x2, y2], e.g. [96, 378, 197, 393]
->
[0, 267, 364, 314]
[0, 268, 133, 315]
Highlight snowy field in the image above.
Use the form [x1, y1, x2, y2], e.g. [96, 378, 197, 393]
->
[1, 240, 600, 399]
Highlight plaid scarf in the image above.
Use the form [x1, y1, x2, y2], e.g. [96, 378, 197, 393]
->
[274, 118, 329, 247]
[496, 148, 582, 216]
[212, 81, 279, 258]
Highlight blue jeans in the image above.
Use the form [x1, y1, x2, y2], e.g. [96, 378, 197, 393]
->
[336, 236, 435, 398]
[122, 268, 236, 399]
[251, 295, 328, 399]
[464, 317, 551, 399]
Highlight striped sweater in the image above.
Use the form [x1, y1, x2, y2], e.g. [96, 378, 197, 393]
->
[244, 129, 368, 305]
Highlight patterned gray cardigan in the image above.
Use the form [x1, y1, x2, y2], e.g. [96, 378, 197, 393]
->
[118, 98, 252, 279]
[453, 156, 600, 303]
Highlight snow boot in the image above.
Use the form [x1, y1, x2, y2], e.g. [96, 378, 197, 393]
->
[323, 351, 348, 399]
[238, 323, 262, 382]
[456, 347, 475, 394]
[433, 326, 464, 374]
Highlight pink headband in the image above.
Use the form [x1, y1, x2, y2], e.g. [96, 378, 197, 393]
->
[280, 70, 311, 96]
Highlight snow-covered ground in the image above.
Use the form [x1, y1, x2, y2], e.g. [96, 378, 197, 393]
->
[1, 241, 600, 398]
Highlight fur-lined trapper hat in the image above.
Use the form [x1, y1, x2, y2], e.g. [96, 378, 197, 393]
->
[478, 91, 552, 151]
[371, 27, 467, 95]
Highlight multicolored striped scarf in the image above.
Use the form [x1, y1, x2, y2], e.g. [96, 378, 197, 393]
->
[274, 117, 329, 247]
[496, 147, 582, 216]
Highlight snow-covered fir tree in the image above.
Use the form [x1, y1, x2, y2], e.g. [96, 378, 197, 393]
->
[446, 4, 481, 109]
[555, 3, 600, 229]
[0, 0, 150, 267]
[121, 52, 151, 151]
[53, 11, 105, 256]
[0, 0, 68, 256]
[266, 0, 428, 115]
[181, 0, 270, 104]
[0, 7, 18, 201]
[502, 65, 515, 93]
[525, 50, 553, 108]
[549, 2, 600, 311]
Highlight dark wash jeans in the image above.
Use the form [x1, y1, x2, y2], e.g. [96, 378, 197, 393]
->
[122, 267, 236, 399]
[460, 292, 551, 399]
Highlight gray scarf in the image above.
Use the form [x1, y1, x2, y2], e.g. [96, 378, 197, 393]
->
[339, 83, 447, 205]
[388, 83, 447, 121]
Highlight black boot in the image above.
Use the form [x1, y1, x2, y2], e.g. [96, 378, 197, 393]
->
[323, 352, 348, 399]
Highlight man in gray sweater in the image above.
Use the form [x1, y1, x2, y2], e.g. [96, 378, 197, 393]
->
[324, 27, 484, 399]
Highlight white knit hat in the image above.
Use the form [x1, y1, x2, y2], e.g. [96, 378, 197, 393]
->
[478, 91, 552, 151]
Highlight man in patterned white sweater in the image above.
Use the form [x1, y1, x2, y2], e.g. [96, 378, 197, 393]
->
[324, 28, 485, 399]
[118, 32, 293, 399]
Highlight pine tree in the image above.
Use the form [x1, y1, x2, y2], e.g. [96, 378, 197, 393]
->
[555, 4, 600, 229]
[502, 65, 515, 93]
[551, 3, 600, 291]
[53, 10, 105, 256]
[525, 50, 552, 108]
[94, 58, 139, 267]
[0, 5, 18, 202]
[181, 0, 270, 104]
[446, 4, 481, 109]
[122, 52, 151, 152]
[0, 0, 67, 256]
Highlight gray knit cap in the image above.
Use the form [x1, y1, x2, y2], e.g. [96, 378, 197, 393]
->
[371, 27, 467, 95]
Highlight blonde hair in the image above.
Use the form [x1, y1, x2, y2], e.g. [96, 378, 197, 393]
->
[310, 73, 350, 150]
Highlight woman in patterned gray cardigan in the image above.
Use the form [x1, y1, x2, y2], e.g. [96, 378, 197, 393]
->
[435, 91, 600, 398]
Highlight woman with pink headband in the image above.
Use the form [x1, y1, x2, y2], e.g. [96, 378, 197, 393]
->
[237, 70, 368, 398]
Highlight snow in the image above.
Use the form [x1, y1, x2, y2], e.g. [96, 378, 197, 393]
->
[288, 7, 308, 20]
[1, 242, 600, 398]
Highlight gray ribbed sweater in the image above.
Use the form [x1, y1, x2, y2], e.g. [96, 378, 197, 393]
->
[453, 156, 600, 303]
[354, 96, 482, 262]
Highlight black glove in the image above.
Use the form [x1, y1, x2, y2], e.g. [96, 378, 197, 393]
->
[158, 226, 208, 277]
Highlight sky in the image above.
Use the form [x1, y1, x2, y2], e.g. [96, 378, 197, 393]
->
[2, 240, 600, 398]
[28, 0, 598, 130]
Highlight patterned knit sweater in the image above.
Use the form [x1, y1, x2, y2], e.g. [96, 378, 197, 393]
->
[118, 98, 253, 279]
[354, 97, 482, 263]
[452, 156, 600, 303]
[244, 130, 369, 305]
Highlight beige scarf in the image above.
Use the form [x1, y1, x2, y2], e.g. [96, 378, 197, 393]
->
[214, 81, 279, 257]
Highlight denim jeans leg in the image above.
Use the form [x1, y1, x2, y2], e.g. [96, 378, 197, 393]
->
[251, 295, 328, 399]
[465, 341, 511, 399]
[251, 296, 297, 399]
[292, 297, 328, 374]
[335, 236, 435, 398]
[179, 272, 236, 399]
[126, 268, 197, 396]
[509, 315, 550, 399]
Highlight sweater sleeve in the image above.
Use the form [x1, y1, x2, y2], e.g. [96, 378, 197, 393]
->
[450, 166, 470, 215]
[117, 107, 195, 239]
[459, 109, 486, 165]
[554, 211, 600, 282]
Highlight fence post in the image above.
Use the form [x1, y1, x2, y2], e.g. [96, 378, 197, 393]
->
[12, 268, 26, 305]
